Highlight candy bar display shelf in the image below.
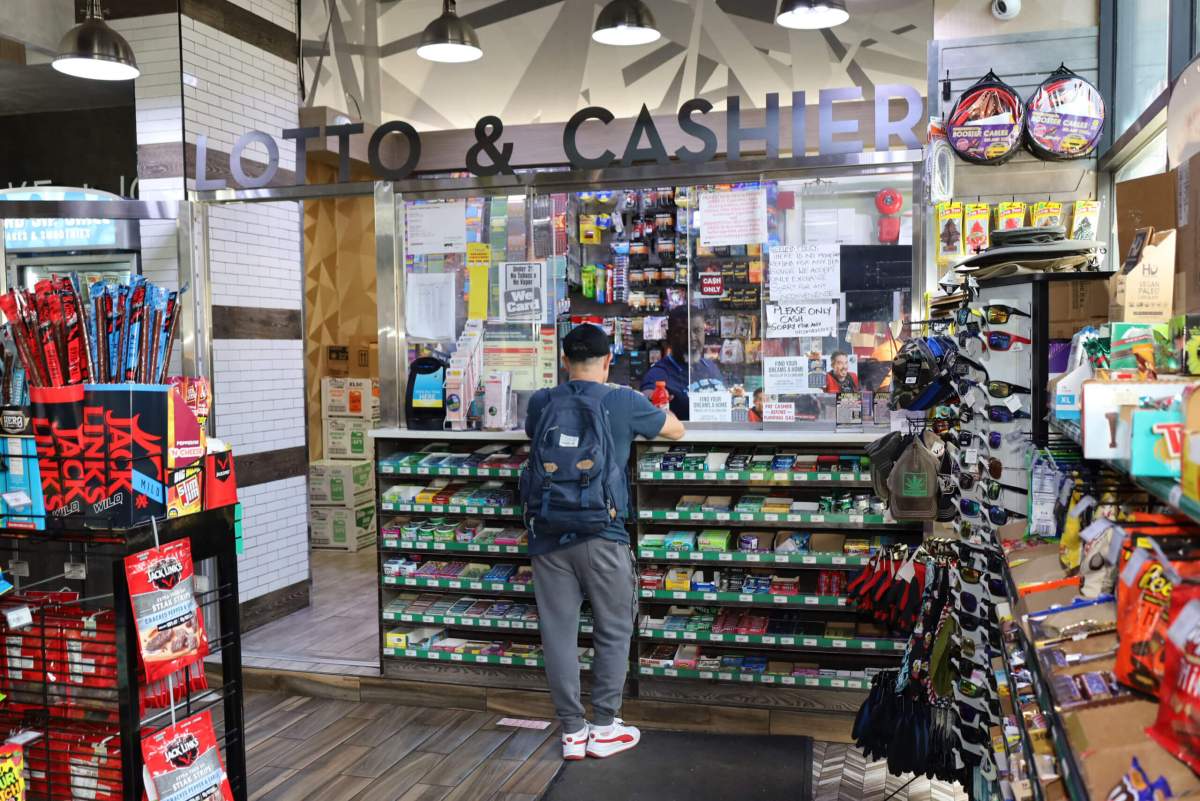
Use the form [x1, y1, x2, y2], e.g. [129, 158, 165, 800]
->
[371, 428, 918, 715]
[0, 508, 247, 801]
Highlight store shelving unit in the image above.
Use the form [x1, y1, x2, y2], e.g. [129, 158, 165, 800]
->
[372, 429, 920, 715]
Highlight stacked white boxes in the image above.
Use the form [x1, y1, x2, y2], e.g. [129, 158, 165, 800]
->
[311, 377, 379, 551]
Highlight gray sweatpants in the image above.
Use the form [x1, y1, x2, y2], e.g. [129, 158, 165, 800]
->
[532, 537, 637, 733]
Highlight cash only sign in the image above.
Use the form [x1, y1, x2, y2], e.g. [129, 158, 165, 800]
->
[193, 86, 924, 189]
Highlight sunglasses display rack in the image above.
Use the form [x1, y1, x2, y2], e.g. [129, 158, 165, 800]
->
[372, 429, 925, 730]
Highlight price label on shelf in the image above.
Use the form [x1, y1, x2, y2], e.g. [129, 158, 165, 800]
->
[804, 596, 818, 605]
[810, 515, 824, 523]
[448, 506, 462, 514]
[640, 472, 654, 480]
[738, 594, 753, 602]
[491, 583, 505, 591]
[663, 631, 677, 639]
[469, 582, 483, 590]
[764, 514, 779, 522]
[762, 675, 776, 684]
[505, 546, 517, 554]
[782, 676, 796, 685]
[4, 606, 31, 630]
[739, 513, 754, 521]
[666, 512, 679, 520]
[802, 638, 818, 647]
[747, 554, 761, 562]
[703, 472, 718, 481]
[702, 593, 717, 601]
[749, 473, 765, 482]
[467, 544, 480, 552]
[665, 668, 678, 677]
[684, 631, 697, 640]
[831, 556, 846, 564]
[640, 511, 652, 519]
[802, 556, 816, 564]
[666, 552, 680, 560]
[700, 671, 714, 679]
[497, 620, 511, 628]
[735, 635, 749, 643]
[451, 653, 464, 661]
[434, 542, 447, 551]
[831, 679, 845, 688]
[780, 636, 795, 646]
[774, 596, 788, 604]
[683, 472, 697, 480]
[739, 674, 753, 683]
[718, 672, 733, 681]
[673, 591, 687, 599]
[833, 640, 847, 648]
[773, 472, 787, 482]
[640, 550, 653, 558]
[499, 657, 512, 665]
[862, 641, 876, 649]
[447, 580, 462, 589]
[417, 467, 429, 475]
[718, 553, 732, 561]
[716, 512, 730, 521]
[818, 473, 832, 481]
[689, 513, 704, 521]
[456, 468, 470, 476]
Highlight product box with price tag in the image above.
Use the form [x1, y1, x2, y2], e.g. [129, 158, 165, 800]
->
[309, 458, 374, 507]
[323, 417, 374, 461]
[321, 377, 380, 420]
[311, 501, 376, 551]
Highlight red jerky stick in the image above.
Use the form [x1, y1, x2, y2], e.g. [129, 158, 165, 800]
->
[159, 302, 180, 385]
[0, 294, 45, 387]
[57, 277, 85, 385]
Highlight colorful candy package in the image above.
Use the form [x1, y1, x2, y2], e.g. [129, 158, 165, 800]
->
[1114, 546, 1200, 696]
[1146, 584, 1200, 773]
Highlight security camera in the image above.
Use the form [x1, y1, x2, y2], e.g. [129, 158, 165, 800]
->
[992, 0, 1021, 19]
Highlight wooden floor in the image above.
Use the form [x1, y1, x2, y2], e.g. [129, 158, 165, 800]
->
[241, 548, 380, 676]
[233, 692, 563, 801]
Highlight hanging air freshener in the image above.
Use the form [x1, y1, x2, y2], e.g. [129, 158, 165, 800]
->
[945, 70, 1024, 165]
[1025, 64, 1105, 160]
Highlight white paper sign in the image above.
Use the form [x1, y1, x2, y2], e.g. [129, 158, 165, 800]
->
[769, 244, 841, 301]
[763, 402, 796, 423]
[764, 356, 812, 395]
[766, 303, 837, 338]
[501, 261, 545, 321]
[698, 189, 767, 247]
[689, 391, 733, 422]
[406, 272, 457, 341]
[406, 200, 467, 255]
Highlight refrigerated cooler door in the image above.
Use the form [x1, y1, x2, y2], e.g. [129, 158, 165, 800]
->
[7, 254, 137, 292]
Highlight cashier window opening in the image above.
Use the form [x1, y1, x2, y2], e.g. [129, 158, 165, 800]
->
[640, 306, 725, 420]
[825, 351, 859, 394]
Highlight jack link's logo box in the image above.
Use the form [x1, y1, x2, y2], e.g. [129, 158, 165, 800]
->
[29, 384, 205, 529]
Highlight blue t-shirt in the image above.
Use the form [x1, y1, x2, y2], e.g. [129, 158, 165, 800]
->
[640, 354, 726, 420]
[524, 381, 666, 555]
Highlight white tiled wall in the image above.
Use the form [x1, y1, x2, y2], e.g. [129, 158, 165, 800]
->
[236, 476, 309, 598]
[228, 0, 296, 33]
[211, 339, 306, 456]
[207, 202, 303, 309]
[181, 18, 298, 172]
[111, 14, 183, 146]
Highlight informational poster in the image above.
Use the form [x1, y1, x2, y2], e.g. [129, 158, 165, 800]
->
[766, 302, 837, 339]
[768, 244, 841, 301]
[466, 243, 491, 319]
[500, 261, 546, 321]
[689, 391, 733, 423]
[406, 199, 467, 256]
[764, 356, 814, 395]
[698, 189, 767, 247]
[763, 401, 796, 423]
[406, 272, 457, 340]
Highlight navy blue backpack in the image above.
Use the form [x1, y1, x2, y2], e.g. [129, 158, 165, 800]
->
[519, 382, 628, 545]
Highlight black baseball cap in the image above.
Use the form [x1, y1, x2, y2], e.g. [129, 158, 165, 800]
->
[562, 323, 610, 361]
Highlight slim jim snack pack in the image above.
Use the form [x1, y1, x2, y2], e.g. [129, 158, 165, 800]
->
[141, 711, 233, 801]
[124, 540, 209, 684]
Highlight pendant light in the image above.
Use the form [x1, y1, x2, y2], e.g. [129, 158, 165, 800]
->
[417, 0, 483, 63]
[776, 0, 850, 30]
[593, 0, 661, 46]
[52, 0, 139, 81]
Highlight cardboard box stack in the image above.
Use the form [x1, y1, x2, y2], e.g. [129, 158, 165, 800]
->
[310, 373, 379, 551]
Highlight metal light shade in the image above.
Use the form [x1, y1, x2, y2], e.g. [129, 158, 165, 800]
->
[52, 5, 139, 81]
[776, 0, 850, 29]
[593, 0, 661, 46]
[417, 0, 483, 63]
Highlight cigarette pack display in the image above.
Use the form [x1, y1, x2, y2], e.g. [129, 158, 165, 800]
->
[311, 502, 376, 551]
[124, 539, 209, 683]
[324, 417, 374, 461]
[309, 458, 375, 506]
[141, 711, 233, 801]
[321, 377, 380, 420]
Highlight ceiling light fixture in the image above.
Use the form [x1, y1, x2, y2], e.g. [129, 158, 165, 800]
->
[417, 0, 483, 63]
[776, 0, 850, 30]
[593, 0, 661, 46]
[52, 0, 139, 81]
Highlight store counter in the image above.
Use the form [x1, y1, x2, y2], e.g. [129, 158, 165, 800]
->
[370, 427, 885, 445]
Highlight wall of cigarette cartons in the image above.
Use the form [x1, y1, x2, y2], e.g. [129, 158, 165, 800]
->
[309, 376, 379, 551]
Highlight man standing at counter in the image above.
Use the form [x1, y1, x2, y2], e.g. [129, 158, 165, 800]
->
[522, 323, 685, 760]
[640, 306, 725, 420]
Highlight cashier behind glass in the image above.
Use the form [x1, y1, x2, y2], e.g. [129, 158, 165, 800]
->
[641, 306, 725, 420]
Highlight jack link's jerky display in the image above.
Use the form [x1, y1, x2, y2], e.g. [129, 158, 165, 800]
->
[1025, 65, 1105, 161]
[142, 711, 233, 801]
[124, 539, 209, 684]
[946, 71, 1023, 165]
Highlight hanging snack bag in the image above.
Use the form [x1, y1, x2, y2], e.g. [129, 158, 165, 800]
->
[996, 201, 1027, 231]
[142, 711, 234, 801]
[936, 201, 964, 265]
[124, 539, 209, 683]
[1146, 585, 1200, 772]
[1031, 201, 1064, 228]
[1025, 65, 1105, 160]
[963, 203, 990, 253]
[1071, 200, 1101, 240]
[1114, 546, 1200, 696]
[946, 71, 1024, 164]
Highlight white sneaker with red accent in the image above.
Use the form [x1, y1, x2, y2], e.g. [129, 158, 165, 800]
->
[586, 719, 640, 758]
[561, 725, 589, 760]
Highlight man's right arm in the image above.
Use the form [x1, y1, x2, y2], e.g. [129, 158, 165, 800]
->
[658, 411, 685, 440]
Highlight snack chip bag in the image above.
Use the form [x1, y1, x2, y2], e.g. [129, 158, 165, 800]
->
[124, 539, 209, 684]
[142, 711, 233, 801]
[1104, 756, 1172, 801]
[1146, 586, 1200, 773]
[1115, 546, 1200, 696]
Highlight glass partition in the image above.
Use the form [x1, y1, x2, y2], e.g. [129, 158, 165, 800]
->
[392, 164, 917, 432]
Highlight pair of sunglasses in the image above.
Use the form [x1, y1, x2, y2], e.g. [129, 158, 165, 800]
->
[986, 405, 1030, 423]
[958, 431, 1003, 450]
[982, 304, 1031, 325]
[961, 498, 1028, 526]
[982, 478, 1028, 502]
[983, 331, 1032, 351]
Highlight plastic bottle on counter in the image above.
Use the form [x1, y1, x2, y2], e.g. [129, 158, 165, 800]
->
[651, 380, 670, 411]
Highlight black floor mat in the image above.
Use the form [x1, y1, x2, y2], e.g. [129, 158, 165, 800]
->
[542, 730, 813, 801]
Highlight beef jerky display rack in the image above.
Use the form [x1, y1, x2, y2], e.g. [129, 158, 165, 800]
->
[0, 509, 246, 801]
[372, 428, 922, 722]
